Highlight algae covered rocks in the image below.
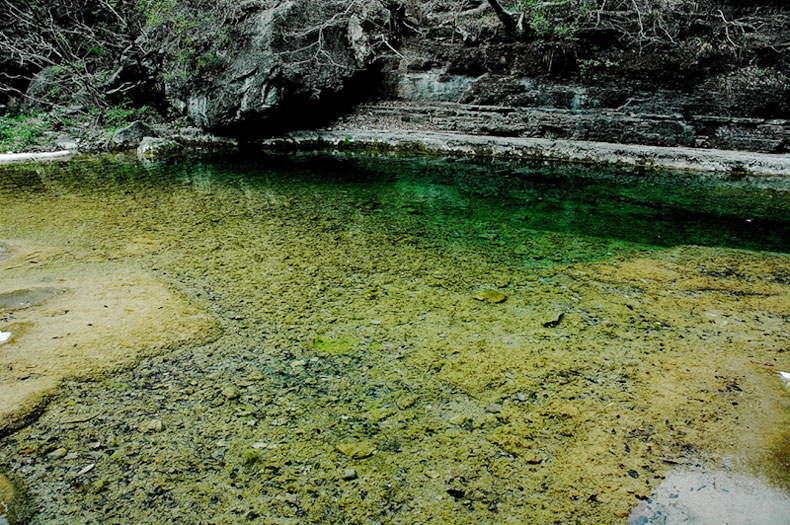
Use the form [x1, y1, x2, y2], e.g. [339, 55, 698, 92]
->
[474, 290, 507, 303]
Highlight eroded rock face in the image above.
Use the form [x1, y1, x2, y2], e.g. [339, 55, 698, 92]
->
[157, 0, 388, 134]
[111, 120, 156, 150]
[19, 67, 64, 113]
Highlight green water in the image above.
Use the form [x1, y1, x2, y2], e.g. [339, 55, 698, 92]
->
[3, 153, 787, 260]
[1, 152, 789, 524]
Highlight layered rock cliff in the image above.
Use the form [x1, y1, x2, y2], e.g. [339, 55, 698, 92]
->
[348, 0, 790, 152]
[3, 0, 789, 153]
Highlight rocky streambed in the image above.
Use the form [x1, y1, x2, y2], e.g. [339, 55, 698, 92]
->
[1, 152, 789, 523]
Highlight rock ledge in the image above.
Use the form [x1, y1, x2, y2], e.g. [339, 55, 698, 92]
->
[257, 129, 790, 177]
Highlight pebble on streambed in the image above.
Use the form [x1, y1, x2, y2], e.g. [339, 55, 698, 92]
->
[336, 441, 376, 459]
[473, 290, 507, 303]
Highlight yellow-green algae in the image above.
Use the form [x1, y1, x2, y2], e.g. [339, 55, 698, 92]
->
[0, 152, 788, 524]
[0, 239, 220, 435]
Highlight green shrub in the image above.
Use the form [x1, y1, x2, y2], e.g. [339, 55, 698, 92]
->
[0, 112, 53, 153]
[103, 104, 155, 129]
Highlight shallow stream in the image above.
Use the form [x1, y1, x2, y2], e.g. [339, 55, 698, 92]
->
[1, 152, 789, 523]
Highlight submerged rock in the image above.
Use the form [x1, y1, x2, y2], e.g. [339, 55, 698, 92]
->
[221, 386, 241, 400]
[341, 468, 358, 481]
[47, 448, 67, 460]
[0, 471, 32, 525]
[485, 403, 503, 414]
[474, 290, 507, 303]
[336, 441, 375, 459]
[449, 414, 471, 426]
[0, 244, 218, 436]
[0, 473, 14, 506]
[140, 419, 164, 433]
[137, 137, 182, 160]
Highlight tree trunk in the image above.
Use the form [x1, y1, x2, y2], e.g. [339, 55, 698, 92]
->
[486, 0, 516, 33]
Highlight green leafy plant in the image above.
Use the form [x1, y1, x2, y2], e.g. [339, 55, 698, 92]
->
[103, 103, 155, 129]
[0, 111, 53, 153]
[136, 0, 237, 84]
[514, 0, 589, 41]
